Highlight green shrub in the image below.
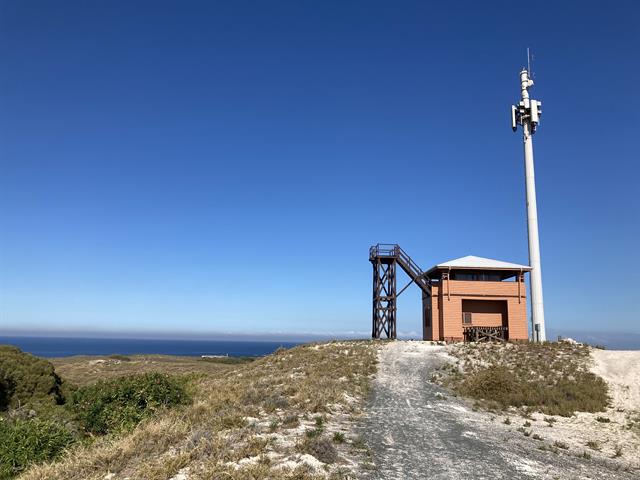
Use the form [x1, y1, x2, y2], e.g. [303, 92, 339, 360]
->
[454, 357, 608, 416]
[0, 346, 65, 410]
[0, 419, 74, 479]
[108, 354, 131, 362]
[199, 356, 255, 365]
[71, 373, 189, 434]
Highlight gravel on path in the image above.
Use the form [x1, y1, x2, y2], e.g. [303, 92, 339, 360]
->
[360, 341, 635, 480]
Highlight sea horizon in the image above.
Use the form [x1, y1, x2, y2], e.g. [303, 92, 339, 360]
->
[2, 328, 639, 358]
[0, 335, 303, 358]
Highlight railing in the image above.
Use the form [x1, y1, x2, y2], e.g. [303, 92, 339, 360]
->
[463, 326, 508, 342]
[369, 244, 431, 293]
[369, 243, 399, 260]
[397, 248, 422, 278]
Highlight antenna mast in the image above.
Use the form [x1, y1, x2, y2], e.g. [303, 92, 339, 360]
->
[510, 57, 546, 342]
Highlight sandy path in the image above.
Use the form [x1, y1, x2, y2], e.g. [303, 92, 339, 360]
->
[359, 341, 636, 480]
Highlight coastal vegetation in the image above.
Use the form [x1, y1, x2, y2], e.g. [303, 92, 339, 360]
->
[71, 373, 190, 435]
[0, 420, 74, 480]
[50, 354, 249, 387]
[435, 341, 609, 416]
[3, 341, 379, 479]
[0, 347, 201, 478]
[0, 345, 66, 410]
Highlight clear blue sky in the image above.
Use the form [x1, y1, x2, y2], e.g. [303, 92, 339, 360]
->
[1, 1, 638, 338]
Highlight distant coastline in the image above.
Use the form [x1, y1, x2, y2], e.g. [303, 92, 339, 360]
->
[546, 329, 640, 351]
[0, 336, 300, 358]
[2, 329, 638, 358]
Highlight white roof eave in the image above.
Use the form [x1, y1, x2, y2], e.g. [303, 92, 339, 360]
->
[426, 255, 532, 275]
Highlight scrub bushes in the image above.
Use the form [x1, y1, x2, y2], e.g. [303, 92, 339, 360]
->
[0, 346, 65, 410]
[0, 419, 74, 480]
[441, 342, 609, 416]
[456, 364, 608, 416]
[71, 373, 190, 434]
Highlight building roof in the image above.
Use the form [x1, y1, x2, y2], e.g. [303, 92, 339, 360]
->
[425, 255, 531, 277]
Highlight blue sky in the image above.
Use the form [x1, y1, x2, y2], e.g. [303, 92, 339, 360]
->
[0, 0, 638, 338]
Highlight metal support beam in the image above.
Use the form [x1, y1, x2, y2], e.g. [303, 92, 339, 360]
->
[397, 277, 416, 297]
[369, 244, 431, 340]
[372, 258, 397, 339]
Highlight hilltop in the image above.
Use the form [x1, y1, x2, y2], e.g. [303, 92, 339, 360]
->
[2, 340, 639, 479]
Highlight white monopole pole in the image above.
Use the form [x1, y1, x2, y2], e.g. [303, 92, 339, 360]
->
[518, 68, 546, 342]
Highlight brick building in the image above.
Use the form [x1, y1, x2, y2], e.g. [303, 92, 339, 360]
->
[422, 256, 531, 342]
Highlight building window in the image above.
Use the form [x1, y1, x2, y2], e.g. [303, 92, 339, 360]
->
[463, 312, 472, 324]
[452, 272, 502, 282]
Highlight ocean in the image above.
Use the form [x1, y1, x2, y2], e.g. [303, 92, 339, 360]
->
[0, 336, 301, 358]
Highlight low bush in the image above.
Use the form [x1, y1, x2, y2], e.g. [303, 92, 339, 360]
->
[199, 356, 255, 365]
[0, 346, 65, 410]
[446, 343, 609, 416]
[71, 373, 189, 434]
[456, 364, 607, 416]
[0, 419, 74, 479]
[108, 354, 131, 362]
[298, 436, 338, 464]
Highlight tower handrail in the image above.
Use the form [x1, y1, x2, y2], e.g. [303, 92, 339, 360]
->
[369, 244, 431, 294]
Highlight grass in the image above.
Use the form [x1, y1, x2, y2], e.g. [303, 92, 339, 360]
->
[20, 341, 379, 479]
[586, 440, 600, 450]
[50, 354, 243, 387]
[1, 345, 200, 479]
[332, 432, 345, 443]
[0, 420, 74, 480]
[439, 342, 609, 417]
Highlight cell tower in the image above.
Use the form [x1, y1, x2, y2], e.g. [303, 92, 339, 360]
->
[511, 53, 546, 342]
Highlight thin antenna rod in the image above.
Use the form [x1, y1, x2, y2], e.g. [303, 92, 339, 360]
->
[527, 47, 531, 73]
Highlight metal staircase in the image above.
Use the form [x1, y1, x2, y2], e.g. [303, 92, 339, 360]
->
[369, 244, 431, 339]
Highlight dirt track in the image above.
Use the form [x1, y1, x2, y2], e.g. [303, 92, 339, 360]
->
[360, 341, 636, 480]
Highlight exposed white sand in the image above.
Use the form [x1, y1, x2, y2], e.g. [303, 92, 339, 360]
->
[591, 349, 640, 412]
[492, 347, 640, 470]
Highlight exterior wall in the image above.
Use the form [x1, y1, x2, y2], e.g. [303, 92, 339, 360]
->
[461, 299, 507, 327]
[507, 298, 528, 340]
[422, 278, 528, 342]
